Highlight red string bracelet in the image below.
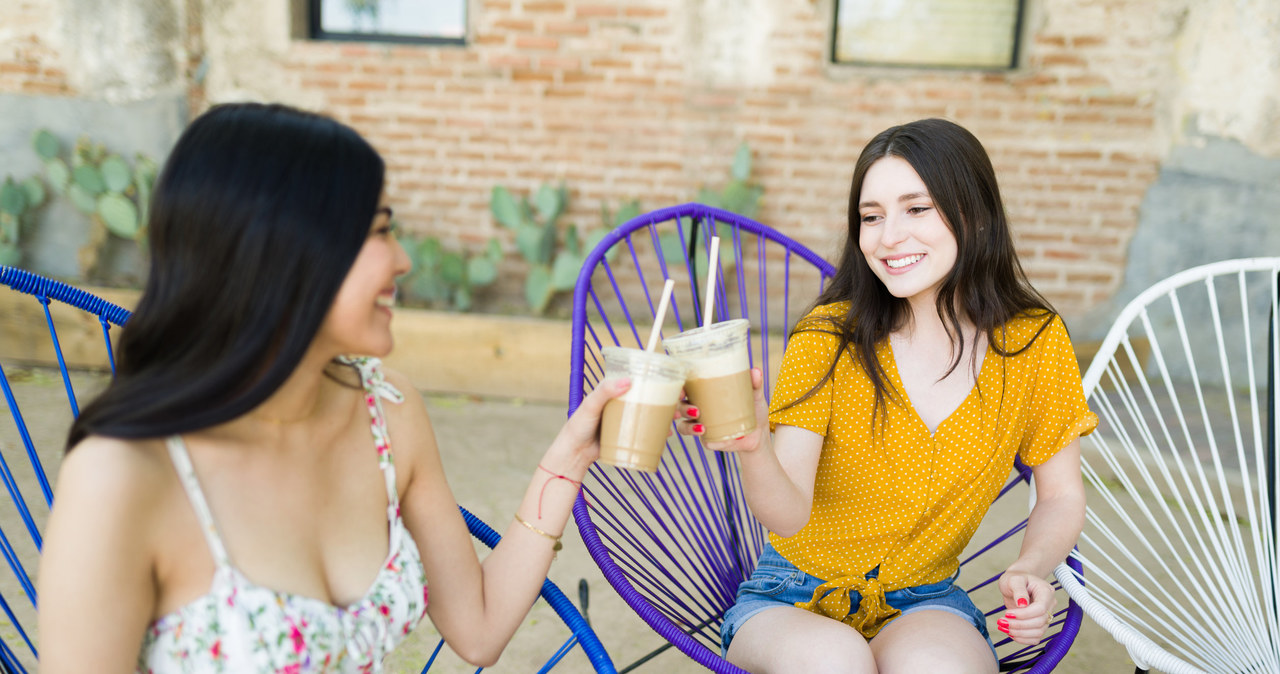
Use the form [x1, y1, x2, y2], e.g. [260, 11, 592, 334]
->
[536, 464, 583, 518]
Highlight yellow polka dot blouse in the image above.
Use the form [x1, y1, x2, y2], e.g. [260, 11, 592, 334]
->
[767, 301, 1098, 638]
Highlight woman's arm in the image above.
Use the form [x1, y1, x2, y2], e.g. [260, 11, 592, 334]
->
[691, 368, 823, 537]
[998, 438, 1085, 645]
[392, 370, 627, 667]
[37, 438, 161, 673]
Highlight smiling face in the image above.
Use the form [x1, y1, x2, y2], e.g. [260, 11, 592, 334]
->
[857, 156, 958, 310]
[315, 198, 411, 358]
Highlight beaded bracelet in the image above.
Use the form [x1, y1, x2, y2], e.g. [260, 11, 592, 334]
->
[514, 512, 563, 554]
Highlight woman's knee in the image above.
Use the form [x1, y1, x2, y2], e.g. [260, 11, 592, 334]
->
[726, 608, 876, 674]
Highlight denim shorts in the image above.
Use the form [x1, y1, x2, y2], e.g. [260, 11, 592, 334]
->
[720, 545, 995, 659]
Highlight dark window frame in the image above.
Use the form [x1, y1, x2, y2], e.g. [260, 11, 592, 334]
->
[829, 0, 1027, 70]
[307, 0, 467, 46]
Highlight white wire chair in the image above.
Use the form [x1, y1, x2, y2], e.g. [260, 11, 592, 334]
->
[1054, 257, 1280, 674]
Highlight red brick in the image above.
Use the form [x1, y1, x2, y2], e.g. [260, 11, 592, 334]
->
[523, 1, 566, 12]
[492, 18, 535, 31]
[624, 6, 667, 18]
[574, 4, 619, 18]
[347, 79, 389, 91]
[512, 69, 554, 82]
[487, 54, 531, 68]
[545, 21, 590, 35]
[1070, 35, 1107, 47]
[538, 56, 581, 70]
[515, 36, 559, 50]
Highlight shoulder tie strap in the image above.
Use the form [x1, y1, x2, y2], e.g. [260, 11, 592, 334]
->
[165, 436, 231, 568]
[338, 356, 404, 510]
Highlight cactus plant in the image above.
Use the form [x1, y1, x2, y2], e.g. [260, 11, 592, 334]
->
[0, 175, 45, 266]
[398, 232, 502, 312]
[30, 130, 158, 279]
[489, 183, 634, 316]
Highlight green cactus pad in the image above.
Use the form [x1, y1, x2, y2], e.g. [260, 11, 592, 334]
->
[97, 192, 140, 238]
[68, 184, 98, 214]
[100, 155, 133, 193]
[20, 177, 45, 209]
[33, 129, 60, 160]
[72, 164, 106, 195]
[524, 264, 554, 315]
[44, 158, 70, 195]
[0, 179, 27, 216]
[490, 186, 525, 230]
[551, 250, 582, 291]
[467, 255, 498, 286]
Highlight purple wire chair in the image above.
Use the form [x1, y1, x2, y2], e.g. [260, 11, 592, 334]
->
[0, 266, 614, 674]
[567, 204, 1084, 673]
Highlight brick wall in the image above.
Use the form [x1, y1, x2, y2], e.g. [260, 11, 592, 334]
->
[2, 0, 1178, 320]
[0, 0, 73, 96]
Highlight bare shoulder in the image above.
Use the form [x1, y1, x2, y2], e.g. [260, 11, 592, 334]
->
[380, 365, 433, 425]
[377, 364, 441, 469]
[49, 436, 174, 545]
[58, 436, 172, 501]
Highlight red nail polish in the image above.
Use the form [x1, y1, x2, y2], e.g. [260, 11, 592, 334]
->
[1017, 598, 1028, 607]
[686, 407, 699, 418]
[1005, 612, 1016, 619]
[998, 624, 1009, 634]
[692, 424, 704, 433]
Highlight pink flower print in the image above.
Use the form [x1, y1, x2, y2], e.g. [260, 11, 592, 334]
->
[279, 665, 301, 674]
[379, 604, 390, 616]
[423, 586, 430, 605]
[290, 623, 306, 654]
[365, 394, 376, 407]
[211, 640, 221, 659]
[227, 586, 237, 607]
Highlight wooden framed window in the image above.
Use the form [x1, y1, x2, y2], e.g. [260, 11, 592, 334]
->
[307, 0, 466, 45]
[831, 0, 1025, 69]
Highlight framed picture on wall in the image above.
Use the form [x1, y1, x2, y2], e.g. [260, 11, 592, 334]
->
[831, 0, 1025, 69]
[308, 0, 466, 44]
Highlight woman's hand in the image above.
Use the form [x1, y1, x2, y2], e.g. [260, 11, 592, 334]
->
[674, 367, 768, 454]
[996, 570, 1058, 645]
[546, 377, 631, 472]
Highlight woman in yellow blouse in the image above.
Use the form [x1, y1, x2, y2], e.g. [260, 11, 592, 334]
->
[681, 119, 1097, 673]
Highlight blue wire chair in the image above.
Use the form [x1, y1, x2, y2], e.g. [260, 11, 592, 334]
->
[0, 265, 614, 674]
[567, 204, 1084, 672]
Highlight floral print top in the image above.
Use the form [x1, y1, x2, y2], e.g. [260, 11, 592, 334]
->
[137, 357, 430, 673]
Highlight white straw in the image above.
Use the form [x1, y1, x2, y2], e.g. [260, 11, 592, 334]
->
[645, 278, 676, 352]
[701, 235, 720, 328]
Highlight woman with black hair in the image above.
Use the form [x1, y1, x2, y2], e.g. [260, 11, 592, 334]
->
[36, 102, 627, 672]
[681, 119, 1097, 673]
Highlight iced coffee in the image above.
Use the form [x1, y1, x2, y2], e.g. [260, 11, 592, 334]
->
[663, 318, 756, 443]
[598, 346, 687, 472]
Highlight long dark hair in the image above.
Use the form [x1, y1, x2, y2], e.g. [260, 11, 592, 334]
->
[67, 103, 384, 449]
[786, 118, 1054, 414]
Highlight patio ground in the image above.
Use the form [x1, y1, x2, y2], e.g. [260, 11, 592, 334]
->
[2, 370, 1135, 673]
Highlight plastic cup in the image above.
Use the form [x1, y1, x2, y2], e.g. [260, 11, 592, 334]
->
[662, 318, 756, 443]
[598, 346, 688, 472]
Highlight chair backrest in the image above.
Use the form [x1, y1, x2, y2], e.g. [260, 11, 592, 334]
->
[568, 204, 1082, 673]
[1055, 257, 1280, 674]
[0, 265, 614, 674]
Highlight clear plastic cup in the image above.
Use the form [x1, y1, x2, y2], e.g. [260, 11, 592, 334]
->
[598, 346, 688, 472]
[662, 318, 756, 443]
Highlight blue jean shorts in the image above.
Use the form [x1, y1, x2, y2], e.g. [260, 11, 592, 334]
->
[720, 545, 994, 658]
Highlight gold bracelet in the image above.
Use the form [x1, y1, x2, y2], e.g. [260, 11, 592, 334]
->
[514, 512, 563, 554]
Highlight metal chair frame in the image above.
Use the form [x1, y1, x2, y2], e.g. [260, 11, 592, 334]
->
[567, 204, 1083, 673]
